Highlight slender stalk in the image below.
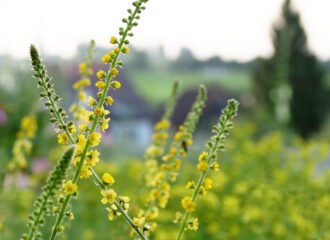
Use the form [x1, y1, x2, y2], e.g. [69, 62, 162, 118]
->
[48, 3, 148, 239]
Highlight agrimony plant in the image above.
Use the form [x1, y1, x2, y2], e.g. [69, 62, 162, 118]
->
[133, 85, 207, 238]
[175, 99, 239, 240]
[21, 146, 75, 240]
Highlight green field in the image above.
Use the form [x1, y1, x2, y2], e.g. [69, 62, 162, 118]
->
[128, 69, 252, 104]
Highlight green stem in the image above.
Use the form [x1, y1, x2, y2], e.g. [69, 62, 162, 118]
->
[48, 3, 145, 239]
[176, 129, 224, 240]
[90, 168, 148, 240]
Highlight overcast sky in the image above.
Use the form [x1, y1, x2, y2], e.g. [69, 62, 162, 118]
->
[0, 0, 329, 61]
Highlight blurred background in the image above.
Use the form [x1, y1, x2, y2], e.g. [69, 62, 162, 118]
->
[1, 0, 330, 239]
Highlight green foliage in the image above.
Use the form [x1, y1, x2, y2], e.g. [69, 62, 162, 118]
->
[253, 0, 329, 138]
[21, 147, 75, 240]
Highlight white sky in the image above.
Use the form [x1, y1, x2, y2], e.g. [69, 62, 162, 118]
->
[0, 0, 329, 61]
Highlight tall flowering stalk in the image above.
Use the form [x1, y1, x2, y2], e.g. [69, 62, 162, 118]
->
[21, 147, 75, 240]
[133, 86, 207, 238]
[29, 0, 150, 239]
[175, 99, 239, 240]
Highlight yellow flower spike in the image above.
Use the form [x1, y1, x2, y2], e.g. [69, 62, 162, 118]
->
[101, 189, 117, 205]
[133, 217, 145, 228]
[57, 132, 69, 145]
[64, 180, 77, 195]
[110, 36, 117, 44]
[105, 96, 114, 106]
[102, 173, 115, 185]
[114, 47, 121, 54]
[181, 196, 195, 212]
[96, 70, 106, 79]
[102, 54, 111, 64]
[88, 96, 97, 107]
[111, 81, 121, 89]
[93, 107, 103, 115]
[110, 68, 119, 77]
[122, 46, 129, 54]
[89, 132, 101, 147]
[95, 81, 106, 90]
[197, 160, 208, 172]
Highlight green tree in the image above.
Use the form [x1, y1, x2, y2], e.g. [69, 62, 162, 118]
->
[253, 0, 328, 138]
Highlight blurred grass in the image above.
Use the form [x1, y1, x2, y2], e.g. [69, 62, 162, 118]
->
[128, 69, 252, 104]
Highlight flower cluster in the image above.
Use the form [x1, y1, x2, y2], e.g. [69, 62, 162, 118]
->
[70, 40, 95, 121]
[7, 115, 37, 171]
[175, 99, 239, 240]
[133, 86, 206, 238]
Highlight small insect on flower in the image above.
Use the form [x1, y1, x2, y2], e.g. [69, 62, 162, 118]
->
[102, 173, 115, 185]
[64, 180, 77, 195]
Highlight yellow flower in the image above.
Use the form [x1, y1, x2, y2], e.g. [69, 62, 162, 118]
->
[211, 162, 220, 171]
[57, 132, 68, 145]
[111, 81, 121, 89]
[187, 218, 199, 231]
[199, 151, 208, 161]
[86, 150, 100, 166]
[95, 81, 106, 90]
[80, 165, 92, 179]
[133, 217, 145, 228]
[110, 68, 119, 77]
[64, 180, 77, 195]
[79, 63, 87, 73]
[89, 132, 101, 147]
[107, 205, 118, 221]
[78, 91, 86, 100]
[102, 173, 115, 185]
[96, 70, 106, 79]
[101, 189, 117, 205]
[203, 178, 213, 190]
[114, 47, 120, 54]
[93, 107, 103, 115]
[100, 118, 110, 132]
[76, 134, 87, 155]
[69, 212, 74, 220]
[79, 123, 88, 132]
[173, 211, 183, 224]
[102, 54, 111, 64]
[105, 96, 114, 106]
[197, 160, 208, 172]
[122, 46, 129, 54]
[108, 50, 115, 57]
[110, 36, 117, 44]
[88, 97, 97, 107]
[154, 120, 170, 130]
[181, 196, 195, 212]
[186, 181, 195, 189]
